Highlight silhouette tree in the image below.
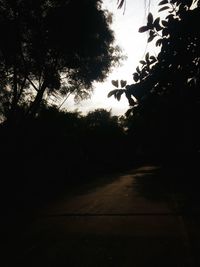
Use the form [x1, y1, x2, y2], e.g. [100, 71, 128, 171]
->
[0, 0, 121, 126]
[81, 109, 126, 171]
[109, 0, 200, 161]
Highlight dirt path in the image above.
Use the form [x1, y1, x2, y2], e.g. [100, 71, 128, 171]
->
[5, 165, 198, 266]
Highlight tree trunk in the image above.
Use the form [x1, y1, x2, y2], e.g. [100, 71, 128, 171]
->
[6, 64, 19, 127]
[26, 82, 47, 119]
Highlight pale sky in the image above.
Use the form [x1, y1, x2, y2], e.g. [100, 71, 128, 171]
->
[63, 0, 160, 115]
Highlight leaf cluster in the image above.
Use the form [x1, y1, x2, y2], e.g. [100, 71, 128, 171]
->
[109, 0, 200, 158]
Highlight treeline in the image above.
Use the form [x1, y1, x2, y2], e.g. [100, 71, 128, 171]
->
[1, 107, 137, 208]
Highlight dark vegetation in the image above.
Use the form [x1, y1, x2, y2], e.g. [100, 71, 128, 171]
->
[108, 0, 200, 221]
[1, 107, 131, 213]
[110, 0, 200, 166]
[1, 0, 200, 213]
[2, 2, 200, 265]
[0, 0, 121, 125]
[0, 0, 124, 211]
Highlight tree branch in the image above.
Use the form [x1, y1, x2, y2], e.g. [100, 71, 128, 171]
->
[58, 91, 72, 110]
[26, 76, 39, 92]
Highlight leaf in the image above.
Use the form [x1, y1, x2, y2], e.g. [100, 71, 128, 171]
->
[136, 66, 141, 74]
[156, 39, 162, 46]
[145, 52, 150, 62]
[150, 56, 157, 63]
[147, 13, 153, 26]
[120, 80, 127, 88]
[153, 17, 163, 31]
[148, 35, 155, 43]
[107, 89, 118, 98]
[117, 0, 125, 9]
[158, 0, 168, 5]
[125, 89, 131, 98]
[158, 6, 170, 12]
[162, 28, 169, 36]
[111, 80, 119, 88]
[133, 73, 139, 82]
[140, 60, 146, 65]
[116, 90, 125, 101]
[153, 17, 160, 25]
[178, 4, 187, 14]
[128, 97, 136, 106]
[148, 30, 155, 43]
[138, 26, 149, 33]
[161, 20, 168, 27]
[125, 108, 133, 117]
[166, 14, 175, 21]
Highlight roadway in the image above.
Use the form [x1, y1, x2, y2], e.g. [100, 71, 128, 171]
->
[4, 165, 200, 266]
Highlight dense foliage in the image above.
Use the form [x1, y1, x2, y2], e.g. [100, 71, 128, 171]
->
[0, 0, 121, 125]
[110, 0, 200, 162]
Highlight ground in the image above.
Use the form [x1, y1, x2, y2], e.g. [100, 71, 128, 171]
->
[3, 165, 200, 266]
